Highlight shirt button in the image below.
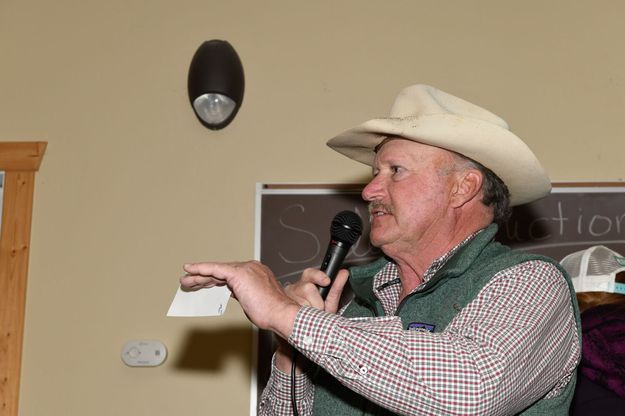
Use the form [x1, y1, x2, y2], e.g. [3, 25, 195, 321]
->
[303, 336, 313, 346]
[358, 365, 368, 375]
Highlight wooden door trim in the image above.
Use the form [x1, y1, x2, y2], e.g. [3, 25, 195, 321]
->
[0, 142, 46, 416]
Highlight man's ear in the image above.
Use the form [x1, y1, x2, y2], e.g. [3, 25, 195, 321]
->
[450, 169, 483, 208]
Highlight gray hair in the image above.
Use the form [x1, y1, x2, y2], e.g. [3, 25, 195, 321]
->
[457, 156, 511, 225]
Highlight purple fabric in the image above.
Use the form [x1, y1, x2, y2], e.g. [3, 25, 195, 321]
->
[579, 303, 625, 398]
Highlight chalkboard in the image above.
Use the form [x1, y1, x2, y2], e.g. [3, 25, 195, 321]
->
[251, 182, 625, 407]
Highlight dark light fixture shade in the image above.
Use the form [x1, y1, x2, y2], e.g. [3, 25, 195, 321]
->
[188, 40, 245, 130]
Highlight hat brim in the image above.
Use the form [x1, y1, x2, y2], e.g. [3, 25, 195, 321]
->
[327, 114, 551, 206]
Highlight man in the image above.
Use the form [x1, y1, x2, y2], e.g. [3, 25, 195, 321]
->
[181, 84, 581, 415]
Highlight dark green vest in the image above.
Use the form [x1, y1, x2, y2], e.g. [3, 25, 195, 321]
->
[311, 225, 581, 415]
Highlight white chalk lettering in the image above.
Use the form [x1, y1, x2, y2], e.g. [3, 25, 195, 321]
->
[578, 208, 583, 235]
[278, 204, 321, 263]
[616, 213, 625, 233]
[551, 201, 568, 236]
[588, 215, 613, 237]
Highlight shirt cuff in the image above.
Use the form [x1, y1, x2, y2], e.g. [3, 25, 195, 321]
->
[289, 306, 342, 359]
[263, 353, 314, 402]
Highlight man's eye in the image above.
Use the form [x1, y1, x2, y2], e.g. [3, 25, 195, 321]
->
[391, 166, 402, 174]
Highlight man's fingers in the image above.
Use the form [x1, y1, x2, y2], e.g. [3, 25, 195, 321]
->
[183, 262, 233, 278]
[179, 274, 212, 289]
[180, 262, 237, 290]
[324, 269, 349, 313]
[180, 260, 275, 292]
[301, 268, 331, 287]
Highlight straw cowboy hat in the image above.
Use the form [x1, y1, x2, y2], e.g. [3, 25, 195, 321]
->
[326, 84, 551, 206]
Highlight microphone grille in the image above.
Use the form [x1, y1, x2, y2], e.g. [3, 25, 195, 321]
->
[330, 211, 363, 245]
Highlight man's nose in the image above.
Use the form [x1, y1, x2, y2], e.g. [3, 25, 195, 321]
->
[362, 175, 384, 202]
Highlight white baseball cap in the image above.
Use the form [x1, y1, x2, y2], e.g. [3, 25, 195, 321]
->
[560, 245, 625, 294]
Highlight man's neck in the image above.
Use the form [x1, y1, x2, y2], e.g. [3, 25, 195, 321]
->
[391, 220, 491, 296]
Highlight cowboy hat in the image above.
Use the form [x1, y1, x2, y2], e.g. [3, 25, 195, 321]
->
[326, 84, 551, 206]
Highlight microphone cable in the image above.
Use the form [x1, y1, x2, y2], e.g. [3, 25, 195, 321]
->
[291, 348, 300, 416]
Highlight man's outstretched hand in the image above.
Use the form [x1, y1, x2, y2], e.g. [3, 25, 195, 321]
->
[181, 261, 300, 340]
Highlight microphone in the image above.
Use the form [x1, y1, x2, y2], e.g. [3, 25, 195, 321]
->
[318, 210, 363, 299]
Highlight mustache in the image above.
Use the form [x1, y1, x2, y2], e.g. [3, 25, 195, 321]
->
[368, 202, 393, 216]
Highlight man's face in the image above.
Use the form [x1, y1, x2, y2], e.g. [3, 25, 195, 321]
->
[361, 138, 459, 256]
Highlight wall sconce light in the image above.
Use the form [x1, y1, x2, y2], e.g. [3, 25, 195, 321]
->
[188, 40, 245, 130]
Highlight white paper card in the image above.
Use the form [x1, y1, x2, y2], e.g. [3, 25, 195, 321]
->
[166, 286, 231, 317]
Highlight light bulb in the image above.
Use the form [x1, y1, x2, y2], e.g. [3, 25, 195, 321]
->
[192, 93, 236, 126]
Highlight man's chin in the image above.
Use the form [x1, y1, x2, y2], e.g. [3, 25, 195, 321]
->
[369, 223, 393, 243]
[369, 234, 390, 250]
[369, 229, 404, 252]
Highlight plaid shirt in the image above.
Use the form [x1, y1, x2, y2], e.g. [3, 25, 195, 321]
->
[259, 239, 580, 415]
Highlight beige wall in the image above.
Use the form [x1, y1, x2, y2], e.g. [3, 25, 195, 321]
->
[1, 1, 624, 414]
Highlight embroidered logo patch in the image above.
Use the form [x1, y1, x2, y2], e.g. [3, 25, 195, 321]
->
[407, 322, 436, 332]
